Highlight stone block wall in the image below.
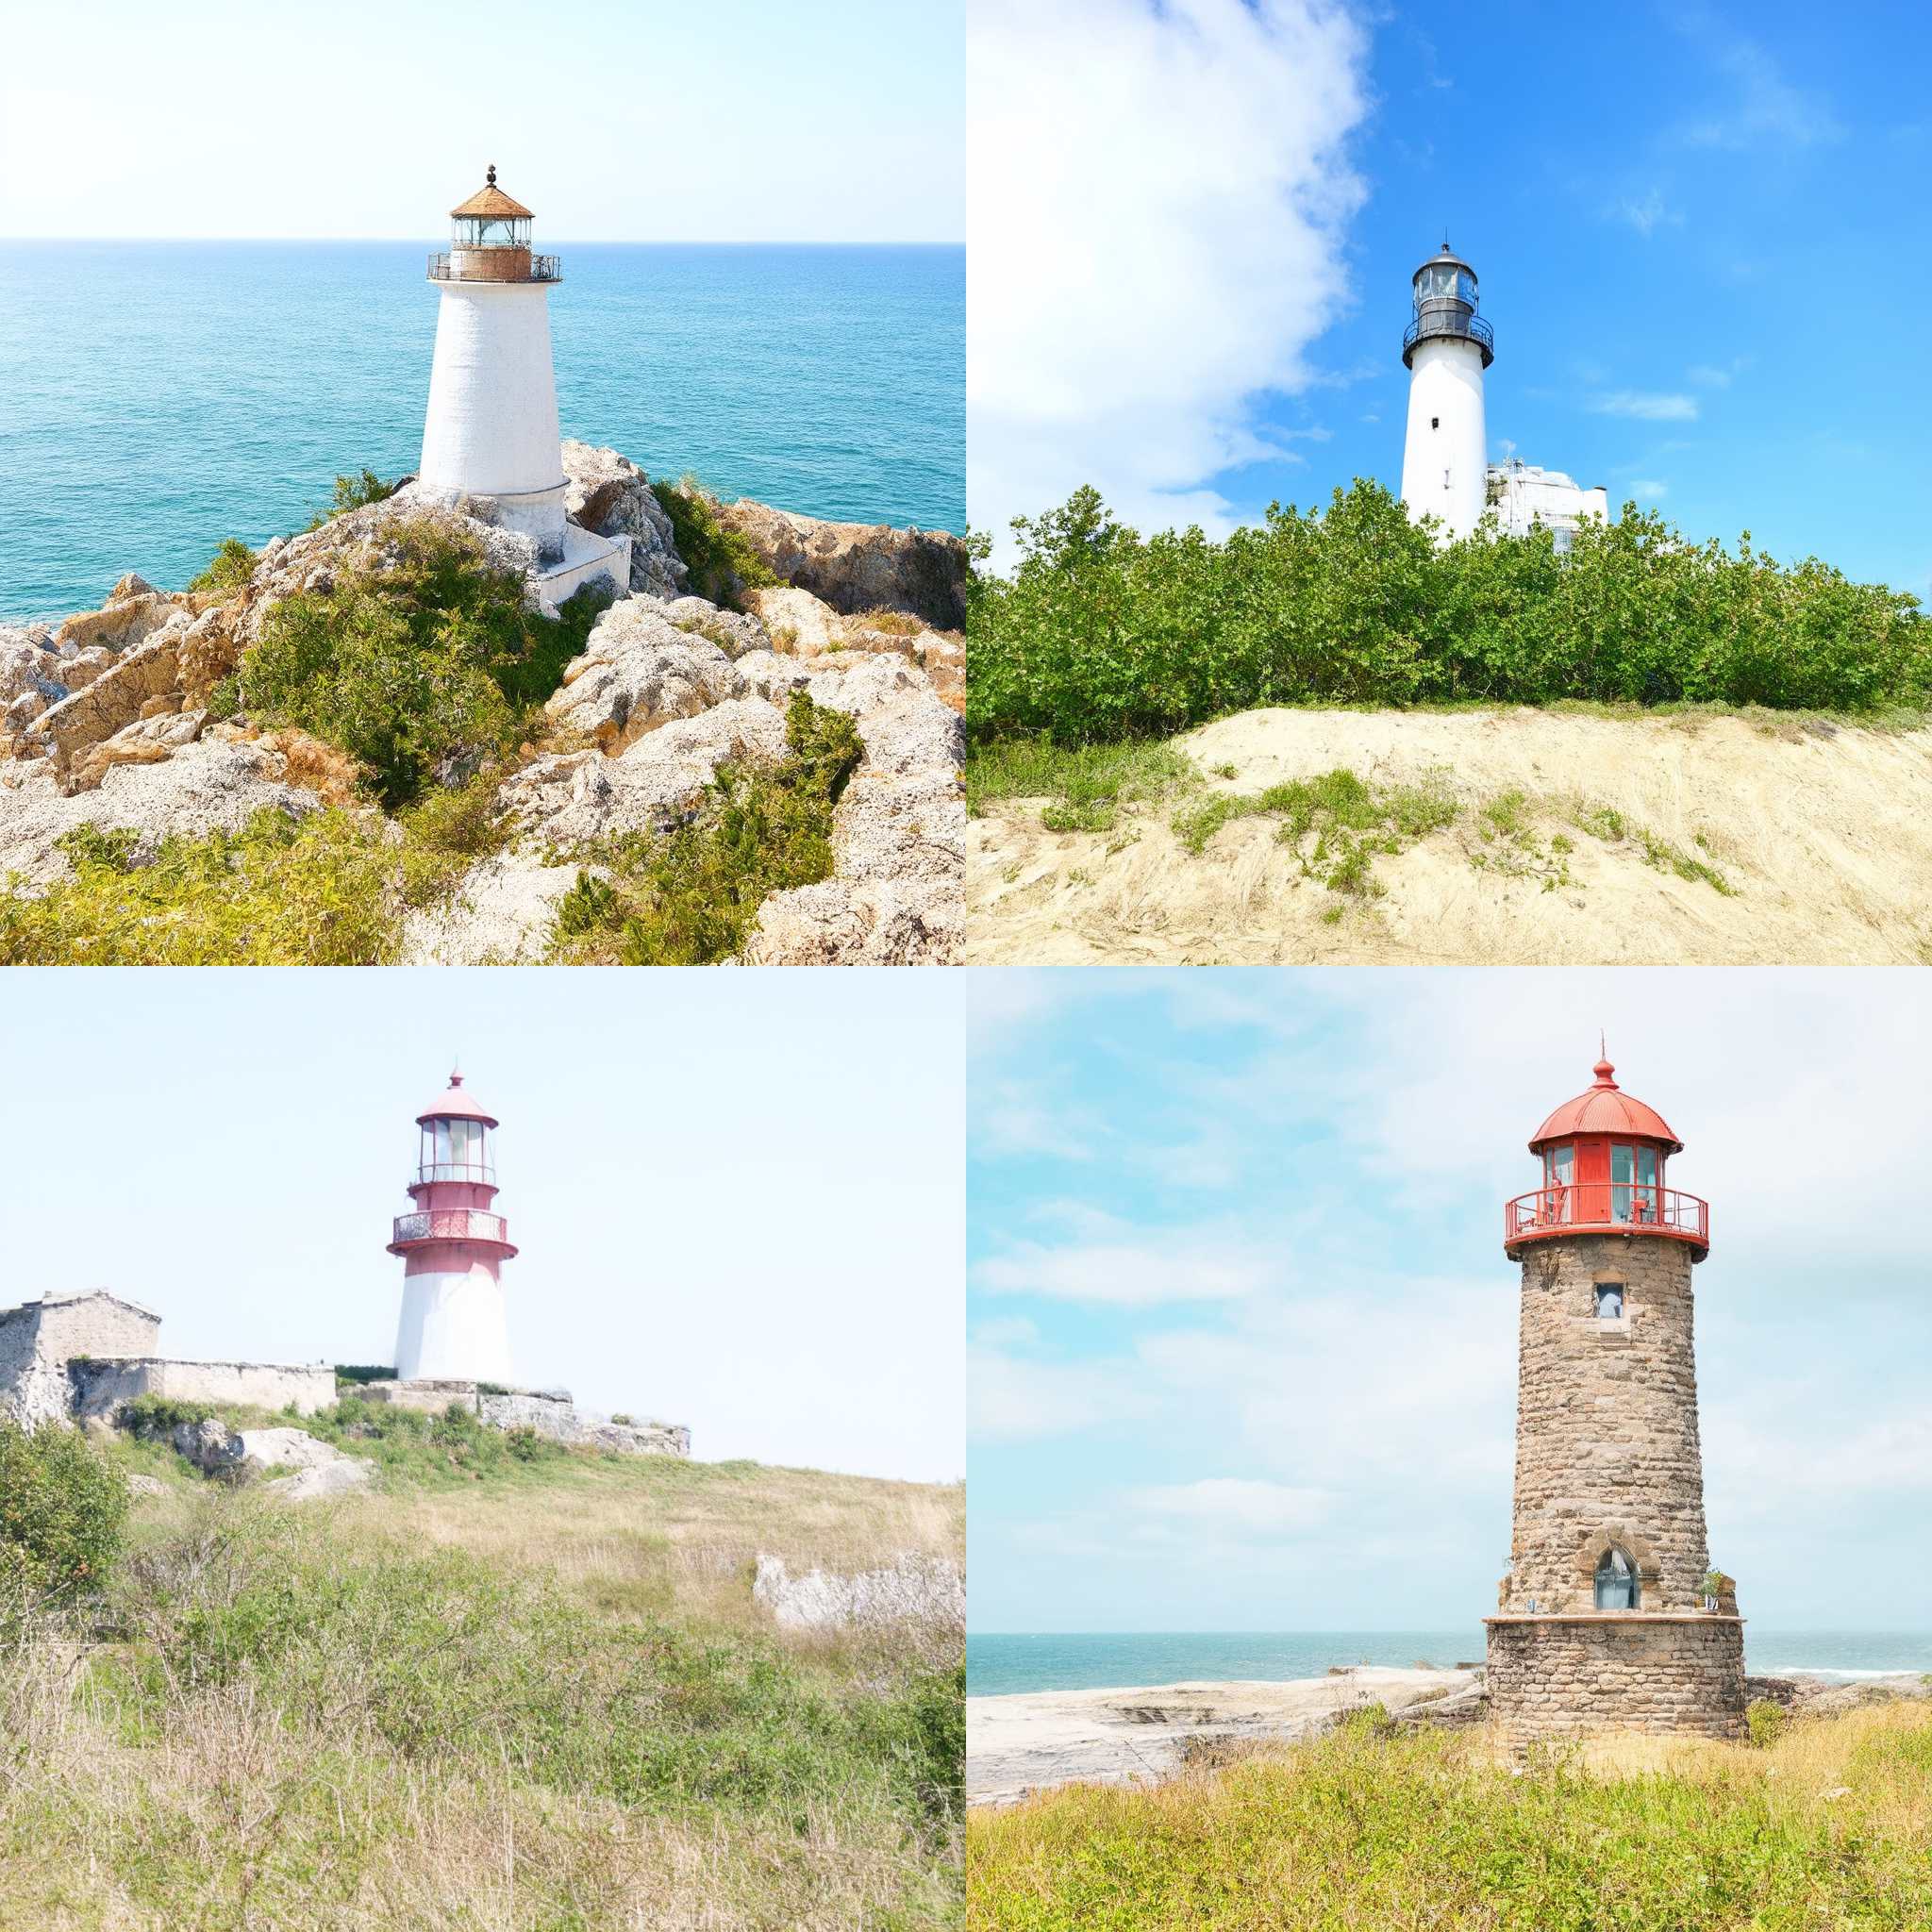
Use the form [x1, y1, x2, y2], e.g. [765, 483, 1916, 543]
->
[0, 1292, 164, 1428]
[358, 1377, 690, 1456]
[1486, 1614, 1746, 1741]
[69, 1357, 337, 1419]
[1507, 1235, 1711, 1612]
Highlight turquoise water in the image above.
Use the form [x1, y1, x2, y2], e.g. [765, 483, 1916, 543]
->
[967, 1631, 1932, 1697]
[0, 242, 963, 621]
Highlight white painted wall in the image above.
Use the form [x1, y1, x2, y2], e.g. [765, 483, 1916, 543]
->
[1401, 336, 1488, 542]
[1487, 462, 1610, 547]
[393, 1266, 511, 1383]
[420, 282, 567, 557]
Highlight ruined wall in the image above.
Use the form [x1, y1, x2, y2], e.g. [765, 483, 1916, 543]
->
[0, 1294, 164, 1428]
[69, 1357, 337, 1418]
[1507, 1235, 1710, 1613]
[1486, 1614, 1746, 1741]
[358, 1378, 689, 1456]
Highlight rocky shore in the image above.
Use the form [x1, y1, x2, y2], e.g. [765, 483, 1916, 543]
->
[0, 445, 965, 964]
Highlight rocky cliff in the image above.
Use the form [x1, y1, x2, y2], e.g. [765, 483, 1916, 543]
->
[0, 451, 965, 965]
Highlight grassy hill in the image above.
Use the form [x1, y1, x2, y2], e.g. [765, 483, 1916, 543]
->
[0, 1419, 964, 1930]
[967, 1700, 1932, 1930]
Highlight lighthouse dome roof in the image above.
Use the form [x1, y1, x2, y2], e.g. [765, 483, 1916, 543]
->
[416, 1071, 499, 1128]
[450, 166, 533, 221]
[1528, 1055, 1682, 1153]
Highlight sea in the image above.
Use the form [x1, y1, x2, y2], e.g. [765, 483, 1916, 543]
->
[967, 1631, 1932, 1697]
[0, 241, 963, 622]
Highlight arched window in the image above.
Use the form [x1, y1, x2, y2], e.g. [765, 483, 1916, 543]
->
[1594, 1544, 1640, 1610]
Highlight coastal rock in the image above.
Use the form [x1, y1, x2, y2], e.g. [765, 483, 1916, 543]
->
[744, 586, 844, 656]
[659, 596, 770, 659]
[544, 599, 746, 753]
[266, 1457, 374, 1502]
[734, 649, 816, 705]
[1, 628, 67, 708]
[67, 708, 208, 792]
[0, 735, 330, 886]
[236, 1426, 342, 1474]
[54, 587, 186, 655]
[753, 1553, 966, 1632]
[18, 626, 192, 778]
[710, 497, 967, 631]
[742, 586, 964, 712]
[170, 1416, 245, 1475]
[503, 696, 789, 847]
[398, 851, 582, 965]
[560, 441, 689, 600]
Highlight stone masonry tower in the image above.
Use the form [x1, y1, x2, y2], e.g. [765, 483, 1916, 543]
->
[1486, 1053, 1745, 1742]
[1400, 242, 1492, 542]
[388, 1072, 517, 1384]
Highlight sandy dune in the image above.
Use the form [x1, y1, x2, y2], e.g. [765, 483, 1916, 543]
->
[968, 708, 1932, 965]
[967, 1668, 1474, 1807]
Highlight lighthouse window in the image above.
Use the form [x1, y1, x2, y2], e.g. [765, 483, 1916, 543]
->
[1595, 1283, 1625, 1320]
[1594, 1545, 1640, 1610]
[1431, 416, 1440, 429]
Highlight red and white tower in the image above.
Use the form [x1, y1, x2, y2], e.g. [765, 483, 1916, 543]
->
[387, 1072, 518, 1384]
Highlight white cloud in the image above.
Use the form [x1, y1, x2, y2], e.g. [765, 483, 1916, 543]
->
[1626, 478, 1669, 498]
[973, 1080, 1096, 1162]
[968, 0, 1370, 561]
[1607, 189, 1682, 236]
[968, 1342, 1151, 1441]
[1674, 32, 1842, 151]
[974, 1228, 1274, 1306]
[1587, 391, 1700, 422]
[1130, 1476, 1333, 1533]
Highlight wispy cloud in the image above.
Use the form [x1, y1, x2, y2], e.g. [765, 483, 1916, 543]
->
[1688, 356, 1750, 389]
[973, 1080, 1097, 1162]
[1606, 188, 1682, 236]
[1626, 478, 1669, 498]
[1129, 1476, 1334, 1533]
[974, 1217, 1277, 1307]
[1673, 26, 1842, 151]
[1587, 391, 1700, 423]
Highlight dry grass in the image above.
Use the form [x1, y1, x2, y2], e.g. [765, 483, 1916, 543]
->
[968, 1703, 1932, 1929]
[0, 1450, 965, 1931]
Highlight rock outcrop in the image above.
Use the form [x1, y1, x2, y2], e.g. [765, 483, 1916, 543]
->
[744, 585, 963, 714]
[561, 441, 688, 600]
[753, 1553, 966, 1632]
[711, 498, 968, 631]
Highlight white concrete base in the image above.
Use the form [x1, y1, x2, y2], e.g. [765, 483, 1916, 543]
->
[393, 1269, 511, 1384]
[536, 526, 632, 616]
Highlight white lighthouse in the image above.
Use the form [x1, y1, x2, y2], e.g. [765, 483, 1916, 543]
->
[1399, 242, 1493, 542]
[387, 1072, 517, 1384]
[419, 167, 629, 610]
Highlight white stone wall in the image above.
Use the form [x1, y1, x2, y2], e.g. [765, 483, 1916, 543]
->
[419, 283, 566, 557]
[70, 1357, 336, 1419]
[0, 1293, 163, 1428]
[1401, 337, 1489, 541]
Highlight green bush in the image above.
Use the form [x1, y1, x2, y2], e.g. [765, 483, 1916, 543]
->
[649, 478, 777, 610]
[1746, 1698, 1790, 1747]
[0, 1418, 129, 1605]
[239, 518, 612, 809]
[549, 690, 862, 964]
[328, 469, 401, 518]
[332, 1365, 397, 1387]
[967, 482, 1932, 744]
[118, 1394, 219, 1434]
[187, 537, 258, 596]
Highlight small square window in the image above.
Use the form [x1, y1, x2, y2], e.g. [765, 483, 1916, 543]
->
[1431, 416, 1440, 429]
[1594, 1284, 1625, 1320]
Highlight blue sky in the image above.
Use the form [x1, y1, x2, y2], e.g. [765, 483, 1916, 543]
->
[968, 970, 1932, 1632]
[1, 970, 963, 1483]
[970, 0, 1930, 595]
[0, 0, 963, 243]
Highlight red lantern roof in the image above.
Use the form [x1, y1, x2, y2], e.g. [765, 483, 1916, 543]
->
[415, 1070, 499, 1128]
[1527, 1056, 1682, 1154]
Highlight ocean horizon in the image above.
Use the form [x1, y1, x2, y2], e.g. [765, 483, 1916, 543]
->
[967, 1630, 1932, 1698]
[0, 240, 963, 622]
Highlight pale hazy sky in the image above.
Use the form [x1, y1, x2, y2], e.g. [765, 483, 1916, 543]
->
[2, 969, 964, 1484]
[0, 0, 963, 242]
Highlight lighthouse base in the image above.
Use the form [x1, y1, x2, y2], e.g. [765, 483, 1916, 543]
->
[535, 525, 632, 616]
[1484, 1614, 1745, 1744]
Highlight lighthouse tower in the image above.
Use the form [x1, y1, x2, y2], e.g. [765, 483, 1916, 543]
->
[419, 167, 629, 608]
[387, 1072, 517, 1385]
[1399, 243, 1493, 542]
[1487, 1054, 1745, 1743]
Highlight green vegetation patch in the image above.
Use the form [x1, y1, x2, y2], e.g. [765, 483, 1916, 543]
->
[1566, 799, 1735, 894]
[237, 518, 612, 810]
[965, 736, 1200, 831]
[548, 691, 862, 964]
[0, 1419, 128, 1611]
[969, 482, 1932, 745]
[649, 477, 777, 611]
[186, 537, 258, 595]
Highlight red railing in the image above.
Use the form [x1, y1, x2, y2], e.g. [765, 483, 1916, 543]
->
[391, 1208, 508, 1246]
[1505, 1183, 1708, 1247]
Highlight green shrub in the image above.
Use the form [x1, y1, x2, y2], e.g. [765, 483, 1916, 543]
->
[329, 469, 400, 517]
[649, 478, 777, 610]
[549, 691, 862, 964]
[187, 537, 258, 595]
[332, 1365, 397, 1387]
[239, 519, 611, 809]
[118, 1394, 219, 1434]
[968, 482, 1932, 744]
[0, 1418, 129, 1605]
[1746, 1699, 1790, 1747]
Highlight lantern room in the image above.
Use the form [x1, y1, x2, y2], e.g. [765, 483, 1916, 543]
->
[429, 166, 558, 285]
[1403, 242, 1493, 369]
[411, 1072, 498, 1193]
[1503, 1054, 1708, 1260]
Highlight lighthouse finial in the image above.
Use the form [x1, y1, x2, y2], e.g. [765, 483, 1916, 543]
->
[486, 163, 496, 187]
[1592, 1036, 1616, 1088]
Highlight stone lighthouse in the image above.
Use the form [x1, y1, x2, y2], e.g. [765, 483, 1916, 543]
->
[387, 1072, 517, 1384]
[419, 166, 629, 609]
[1486, 1052, 1746, 1743]
[1399, 242, 1493, 542]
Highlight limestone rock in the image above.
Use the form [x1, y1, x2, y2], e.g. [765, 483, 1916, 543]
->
[236, 1426, 342, 1474]
[744, 585, 844, 656]
[171, 1416, 244, 1474]
[54, 588, 186, 655]
[504, 696, 789, 848]
[753, 1553, 966, 1632]
[1, 627, 67, 708]
[0, 735, 330, 887]
[560, 441, 690, 600]
[398, 851, 582, 965]
[733, 649, 816, 706]
[67, 708, 207, 793]
[266, 1457, 374, 1502]
[659, 596, 770, 659]
[18, 625, 191, 778]
[710, 497, 967, 630]
[126, 1473, 168, 1497]
[543, 599, 746, 754]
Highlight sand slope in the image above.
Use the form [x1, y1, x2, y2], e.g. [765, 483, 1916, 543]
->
[968, 708, 1932, 965]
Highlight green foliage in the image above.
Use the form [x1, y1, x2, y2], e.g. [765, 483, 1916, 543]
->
[0, 1418, 129, 1606]
[0, 807, 435, 965]
[549, 691, 862, 964]
[1746, 1699, 1790, 1747]
[239, 519, 610, 810]
[969, 481, 1932, 744]
[649, 477, 777, 610]
[329, 468, 400, 517]
[186, 537, 258, 595]
[292, 1396, 565, 1488]
[610, 1413, 636, 1426]
[332, 1365, 397, 1387]
[119, 1394, 218, 1434]
[965, 737, 1199, 831]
